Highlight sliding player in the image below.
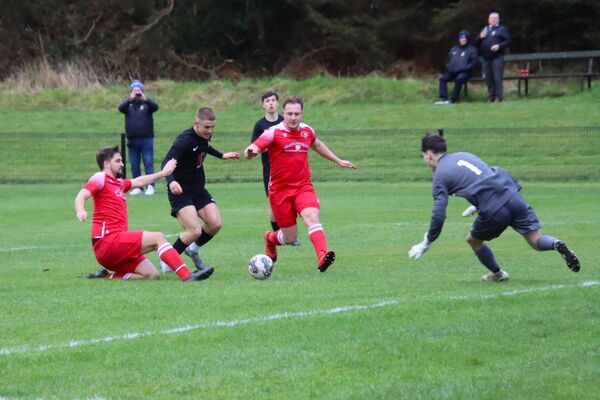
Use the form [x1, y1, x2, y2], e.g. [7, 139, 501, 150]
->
[75, 146, 211, 281]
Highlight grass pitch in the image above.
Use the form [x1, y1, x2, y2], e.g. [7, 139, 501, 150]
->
[1, 182, 598, 399]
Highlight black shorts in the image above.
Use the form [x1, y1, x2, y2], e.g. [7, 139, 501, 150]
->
[471, 193, 541, 241]
[168, 186, 215, 218]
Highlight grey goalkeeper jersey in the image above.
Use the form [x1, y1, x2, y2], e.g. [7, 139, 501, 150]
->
[427, 152, 521, 243]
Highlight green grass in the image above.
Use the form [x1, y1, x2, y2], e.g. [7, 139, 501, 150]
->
[1, 182, 599, 399]
[0, 76, 599, 132]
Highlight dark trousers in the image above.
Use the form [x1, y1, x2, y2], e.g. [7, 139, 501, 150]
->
[482, 56, 504, 101]
[127, 137, 155, 183]
[439, 71, 471, 102]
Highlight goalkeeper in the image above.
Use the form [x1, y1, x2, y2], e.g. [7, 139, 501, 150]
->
[408, 133, 580, 282]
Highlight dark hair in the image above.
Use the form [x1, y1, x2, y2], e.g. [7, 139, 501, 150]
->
[196, 107, 216, 121]
[96, 146, 120, 170]
[282, 96, 304, 110]
[421, 133, 447, 154]
[261, 90, 279, 102]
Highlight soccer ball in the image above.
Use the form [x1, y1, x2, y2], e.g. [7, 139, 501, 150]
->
[248, 254, 274, 280]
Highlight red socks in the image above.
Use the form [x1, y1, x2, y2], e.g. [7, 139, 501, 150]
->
[308, 224, 327, 259]
[158, 243, 191, 281]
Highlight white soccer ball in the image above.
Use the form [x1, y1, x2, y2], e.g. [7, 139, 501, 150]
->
[248, 254, 274, 280]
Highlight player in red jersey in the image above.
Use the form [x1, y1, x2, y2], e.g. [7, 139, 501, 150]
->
[75, 146, 212, 281]
[244, 96, 356, 272]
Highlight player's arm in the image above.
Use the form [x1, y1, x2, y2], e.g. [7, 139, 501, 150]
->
[409, 179, 448, 260]
[74, 188, 92, 222]
[208, 146, 240, 160]
[245, 128, 273, 159]
[131, 158, 177, 189]
[311, 138, 356, 169]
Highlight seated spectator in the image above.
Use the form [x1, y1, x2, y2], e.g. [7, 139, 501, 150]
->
[435, 31, 478, 104]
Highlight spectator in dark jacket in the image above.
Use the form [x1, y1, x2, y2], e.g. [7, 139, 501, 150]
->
[436, 30, 479, 104]
[476, 12, 511, 102]
[118, 80, 159, 195]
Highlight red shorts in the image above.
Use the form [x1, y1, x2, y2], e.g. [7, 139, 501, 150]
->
[269, 184, 320, 228]
[93, 230, 146, 274]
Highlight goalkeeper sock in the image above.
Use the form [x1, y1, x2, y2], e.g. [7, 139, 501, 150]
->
[158, 243, 191, 281]
[308, 224, 327, 259]
[536, 235, 558, 251]
[474, 245, 501, 273]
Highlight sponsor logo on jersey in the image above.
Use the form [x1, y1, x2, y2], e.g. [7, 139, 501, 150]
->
[283, 142, 310, 153]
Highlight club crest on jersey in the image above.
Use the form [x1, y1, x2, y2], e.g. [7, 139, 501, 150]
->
[300, 130, 308, 138]
[115, 189, 126, 199]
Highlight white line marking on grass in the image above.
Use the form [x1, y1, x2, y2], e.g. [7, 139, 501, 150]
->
[1, 281, 598, 357]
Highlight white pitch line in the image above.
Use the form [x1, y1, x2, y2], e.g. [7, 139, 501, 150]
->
[1, 281, 598, 357]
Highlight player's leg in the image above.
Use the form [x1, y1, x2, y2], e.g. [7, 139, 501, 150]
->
[469, 210, 510, 281]
[185, 191, 221, 270]
[263, 190, 296, 262]
[297, 187, 335, 272]
[130, 258, 160, 280]
[513, 199, 581, 273]
[159, 203, 202, 272]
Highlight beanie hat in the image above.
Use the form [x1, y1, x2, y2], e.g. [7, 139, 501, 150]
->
[458, 30, 470, 40]
[129, 80, 144, 92]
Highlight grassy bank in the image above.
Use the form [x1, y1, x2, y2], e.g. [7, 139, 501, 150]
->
[0, 76, 599, 132]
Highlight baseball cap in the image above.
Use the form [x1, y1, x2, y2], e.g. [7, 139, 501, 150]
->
[129, 80, 144, 92]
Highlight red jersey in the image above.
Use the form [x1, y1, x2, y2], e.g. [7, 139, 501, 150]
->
[253, 122, 317, 189]
[83, 172, 132, 239]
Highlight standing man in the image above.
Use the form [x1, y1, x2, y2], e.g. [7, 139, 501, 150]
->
[118, 79, 159, 195]
[435, 30, 479, 104]
[160, 107, 240, 276]
[477, 12, 511, 103]
[408, 133, 580, 281]
[244, 96, 356, 272]
[75, 146, 211, 281]
[250, 90, 290, 235]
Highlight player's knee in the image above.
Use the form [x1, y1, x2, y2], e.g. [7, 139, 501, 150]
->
[187, 226, 203, 238]
[209, 220, 223, 233]
[145, 270, 160, 280]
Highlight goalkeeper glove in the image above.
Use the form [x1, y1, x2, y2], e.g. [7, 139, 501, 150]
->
[408, 233, 431, 260]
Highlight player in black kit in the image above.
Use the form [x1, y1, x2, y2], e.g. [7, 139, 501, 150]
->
[160, 107, 240, 277]
[251, 91, 284, 232]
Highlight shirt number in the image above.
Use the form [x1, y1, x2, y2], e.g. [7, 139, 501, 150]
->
[457, 160, 482, 175]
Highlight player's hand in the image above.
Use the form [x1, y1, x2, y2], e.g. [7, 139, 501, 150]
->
[408, 233, 431, 260]
[462, 205, 478, 217]
[244, 146, 258, 159]
[338, 160, 357, 169]
[223, 152, 240, 160]
[162, 158, 177, 175]
[169, 181, 183, 195]
[491, 44, 500, 52]
[76, 211, 88, 222]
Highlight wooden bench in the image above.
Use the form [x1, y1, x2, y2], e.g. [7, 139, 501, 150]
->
[464, 50, 600, 96]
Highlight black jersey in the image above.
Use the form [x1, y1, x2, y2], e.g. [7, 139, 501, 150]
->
[162, 127, 223, 188]
[251, 115, 284, 168]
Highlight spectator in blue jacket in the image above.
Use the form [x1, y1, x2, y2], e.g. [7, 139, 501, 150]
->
[435, 30, 479, 105]
[118, 80, 160, 195]
[476, 12, 511, 102]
